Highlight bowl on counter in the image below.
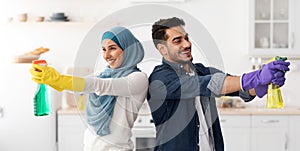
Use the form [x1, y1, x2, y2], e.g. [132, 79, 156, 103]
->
[35, 16, 45, 22]
[49, 12, 70, 22]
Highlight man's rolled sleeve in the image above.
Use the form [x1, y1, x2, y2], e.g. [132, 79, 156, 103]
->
[207, 72, 226, 96]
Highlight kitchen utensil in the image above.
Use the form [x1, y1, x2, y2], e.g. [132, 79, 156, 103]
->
[18, 13, 27, 22]
[35, 16, 45, 22]
[49, 12, 70, 22]
[259, 37, 269, 48]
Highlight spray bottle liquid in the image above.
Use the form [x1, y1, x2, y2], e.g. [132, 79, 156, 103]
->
[266, 56, 287, 109]
[32, 60, 51, 116]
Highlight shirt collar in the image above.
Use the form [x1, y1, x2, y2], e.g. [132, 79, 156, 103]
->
[162, 58, 196, 76]
[162, 58, 183, 70]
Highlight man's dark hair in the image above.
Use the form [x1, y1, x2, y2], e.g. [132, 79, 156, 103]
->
[152, 17, 185, 48]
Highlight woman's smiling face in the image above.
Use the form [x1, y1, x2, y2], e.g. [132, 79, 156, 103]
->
[102, 39, 124, 69]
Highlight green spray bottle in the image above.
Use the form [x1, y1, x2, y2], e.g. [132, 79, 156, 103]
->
[266, 56, 287, 109]
[32, 60, 52, 116]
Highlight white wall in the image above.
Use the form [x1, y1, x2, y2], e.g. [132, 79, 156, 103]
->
[0, 0, 299, 107]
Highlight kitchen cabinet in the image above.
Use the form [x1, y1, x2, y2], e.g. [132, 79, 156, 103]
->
[57, 110, 86, 151]
[249, 0, 299, 57]
[57, 108, 300, 151]
[219, 112, 293, 151]
[220, 115, 251, 151]
[289, 116, 300, 151]
[251, 115, 289, 151]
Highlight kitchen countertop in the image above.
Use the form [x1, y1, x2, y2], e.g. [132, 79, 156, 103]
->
[57, 107, 300, 115]
[218, 107, 300, 115]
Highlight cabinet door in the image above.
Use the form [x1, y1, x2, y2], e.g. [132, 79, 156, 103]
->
[289, 116, 300, 151]
[58, 114, 86, 151]
[249, 0, 298, 57]
[294, 0, 300, 52]
[251, 115, 289, 151]
[219, 115, 251, 151]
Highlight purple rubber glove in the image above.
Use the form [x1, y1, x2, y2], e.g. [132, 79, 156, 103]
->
[242, 60, 290, 91]
[254, 71, 286, 98]
[254, 85, 268, 98]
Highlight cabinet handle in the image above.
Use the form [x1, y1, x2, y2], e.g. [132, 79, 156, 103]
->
[220, 119, 226, 123]
[0, 107, 3, 118]
[261, 120, 279, 123]
[284, 132, 289, 150]
[291, 32, 295, 48]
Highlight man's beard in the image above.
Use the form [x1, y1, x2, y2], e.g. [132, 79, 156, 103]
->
[178, 57, 193, 65]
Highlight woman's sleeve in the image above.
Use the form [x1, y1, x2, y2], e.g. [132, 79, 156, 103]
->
[83, 72, 148, 97]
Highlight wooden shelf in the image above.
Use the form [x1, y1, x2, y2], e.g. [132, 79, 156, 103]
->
[0, 21, 97, 28]
[130, 0, 186, 3]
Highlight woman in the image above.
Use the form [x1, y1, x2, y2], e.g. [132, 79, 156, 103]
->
[30, 26, 148, 151]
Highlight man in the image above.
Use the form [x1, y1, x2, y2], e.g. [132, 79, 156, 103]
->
[147, 17, 290, 151]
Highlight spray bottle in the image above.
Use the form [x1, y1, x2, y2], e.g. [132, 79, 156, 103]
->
[32, 60, 52, 116]
[266, 56, 287, 109]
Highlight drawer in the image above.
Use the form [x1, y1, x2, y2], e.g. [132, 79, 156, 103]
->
[219, 115, 251, 128]
[251, 115, 288, 128]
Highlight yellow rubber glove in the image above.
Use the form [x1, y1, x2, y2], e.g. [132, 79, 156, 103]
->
[30, 64, 85, 92]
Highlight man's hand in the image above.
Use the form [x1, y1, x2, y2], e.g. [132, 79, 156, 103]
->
[257, 60, 289, 85]
[243, 60, 290, 98]
[242, 60, 289, 91]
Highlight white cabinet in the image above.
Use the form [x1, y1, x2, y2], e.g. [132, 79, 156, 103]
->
[251, 115, 289, 151]
[219, 115, 291, 151]
[289, 116, 300, 151]
[249, 0, 299, 57]
[220, 115, 251, 151]
[57, 114, 86, 151]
